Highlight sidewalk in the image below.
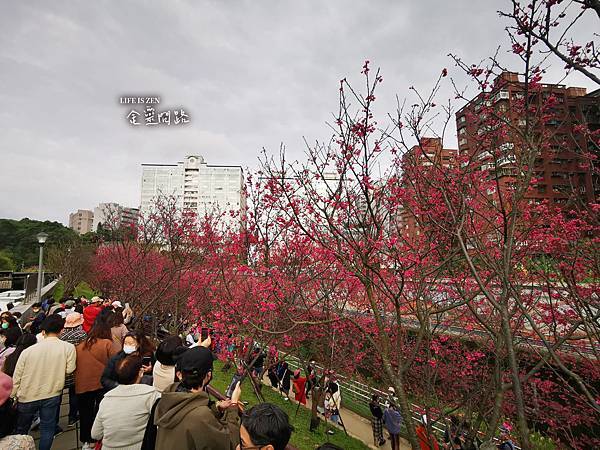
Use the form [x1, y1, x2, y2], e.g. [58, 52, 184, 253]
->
[30, 391, 81, 449]
[299, 395, 411, 450]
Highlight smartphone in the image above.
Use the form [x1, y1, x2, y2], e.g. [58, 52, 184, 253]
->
[142, 356, 152, 366]
[201, 327, 209, 340]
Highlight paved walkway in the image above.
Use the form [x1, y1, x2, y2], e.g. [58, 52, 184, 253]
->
[289, 394, 411, 450]
[258, 372, 410, 450]
[29, 391, 81, 449]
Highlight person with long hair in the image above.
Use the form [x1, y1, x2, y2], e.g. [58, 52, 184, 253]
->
[1, 333, 36, 376]
[75, 311, 118, 450]
[109, 307, 128, 353]
[369, 394, 386, 447]
[101, 331, 155, 391]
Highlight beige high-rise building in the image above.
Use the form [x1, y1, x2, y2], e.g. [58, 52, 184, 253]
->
[92, 203, 139, 231]
[68, 209, 94, 235]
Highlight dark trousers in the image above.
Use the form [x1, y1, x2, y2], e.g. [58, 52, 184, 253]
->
[390, 433, 400, 450]
[68, 384, 78, 420]
[59, 384, 78, 422]
[77, 389, 104, 443]
[15, 395, 61, 450]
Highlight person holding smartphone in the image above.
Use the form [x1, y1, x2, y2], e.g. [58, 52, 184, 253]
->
[101, 331, 156, 391]
[152, 346, 242, 450]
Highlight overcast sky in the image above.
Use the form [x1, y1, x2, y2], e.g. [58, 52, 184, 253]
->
[0, 0, 596, 224]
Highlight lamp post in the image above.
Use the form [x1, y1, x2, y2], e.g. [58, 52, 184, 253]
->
[36, 232, 49, 303]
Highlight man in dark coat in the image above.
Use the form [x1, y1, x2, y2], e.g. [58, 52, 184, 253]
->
[153, 347, 241, 450]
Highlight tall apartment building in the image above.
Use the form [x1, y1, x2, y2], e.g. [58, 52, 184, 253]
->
[68, 209, 94, 235]
[140, 155, 245, 224]
[92, 203, 139, 231]
[455, 71, 598, 206]
[399, 138, 458, 239]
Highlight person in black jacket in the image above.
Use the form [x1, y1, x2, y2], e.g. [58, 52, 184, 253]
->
[369, 394, 386, 446]
[278, 362, 291, 400]
[101, 331, 155, 390]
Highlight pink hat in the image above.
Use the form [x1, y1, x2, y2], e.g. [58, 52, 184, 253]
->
[0, 372, 13, 406]
[64, 312, 84, 328]
[293, 369, 301, 377]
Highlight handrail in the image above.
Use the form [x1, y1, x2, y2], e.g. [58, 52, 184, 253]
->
[281, 353, 521, 450]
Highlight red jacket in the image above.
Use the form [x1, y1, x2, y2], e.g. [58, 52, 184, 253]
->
[83, 304, 103, 333]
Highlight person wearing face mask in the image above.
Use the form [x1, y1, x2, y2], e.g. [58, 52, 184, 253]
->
[74, 313, 118, 449]
[92, 355, 160, 450]
[0, 327, 22, 370]
[11, 315, 76, 450]
[1, 314, 19, 331]
[101, 331, 155, 392]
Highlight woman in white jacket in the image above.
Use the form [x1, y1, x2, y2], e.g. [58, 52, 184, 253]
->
[91, 355, 160, 450]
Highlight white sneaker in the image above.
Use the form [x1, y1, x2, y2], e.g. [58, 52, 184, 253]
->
[82, 443, 93, 450]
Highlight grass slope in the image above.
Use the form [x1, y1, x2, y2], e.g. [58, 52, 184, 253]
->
[211, 360, 369, 450]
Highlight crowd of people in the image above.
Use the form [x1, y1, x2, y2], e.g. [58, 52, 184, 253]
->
[0, 297, 294, 450]
[1, 297, 519, 450]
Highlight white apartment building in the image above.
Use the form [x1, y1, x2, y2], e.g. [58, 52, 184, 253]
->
[140, 155, 245, 224]
[92, 203, 139, 231]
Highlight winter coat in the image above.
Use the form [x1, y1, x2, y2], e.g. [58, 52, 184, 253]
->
[75, 338, 116, 394]
[91, 383, 161, 450]
[153, 382, 240, 450]
[383, 406, 403, 435]
[101, 351, 128, 391]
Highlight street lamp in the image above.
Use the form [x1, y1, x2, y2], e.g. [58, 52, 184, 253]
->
[36, 232, 49, 303]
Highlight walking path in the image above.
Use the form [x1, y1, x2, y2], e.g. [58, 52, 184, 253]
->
[29, 391, 81, 449]
[312, 396, 411, 450]
[259, 373, 411, 450]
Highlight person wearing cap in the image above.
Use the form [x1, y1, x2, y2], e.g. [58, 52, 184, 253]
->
[111, 300, 123, 309]
[12, 314, 76, 450]
[237, 403, 293, 450]
[383, 396, 402, 450]
[83, 296, 104, 333]
[28, 302, 46, 335]
[60, 312, 88, 425]
[59, 299, 76, 318]
[152, 346, 242, 450]
[0, 371, 35, 449]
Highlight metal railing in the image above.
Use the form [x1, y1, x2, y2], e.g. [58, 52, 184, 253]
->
[281, 353, 520, 449]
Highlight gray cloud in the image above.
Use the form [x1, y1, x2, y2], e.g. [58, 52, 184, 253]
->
[0, 0, 595, 223]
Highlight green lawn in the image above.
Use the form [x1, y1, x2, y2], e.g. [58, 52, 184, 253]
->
[211, 361, 369, 450]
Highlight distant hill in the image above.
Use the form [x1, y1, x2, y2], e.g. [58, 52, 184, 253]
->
[0, 218, 78, 270]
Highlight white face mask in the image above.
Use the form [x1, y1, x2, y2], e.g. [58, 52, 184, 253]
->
[123, 345, 137, 354]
